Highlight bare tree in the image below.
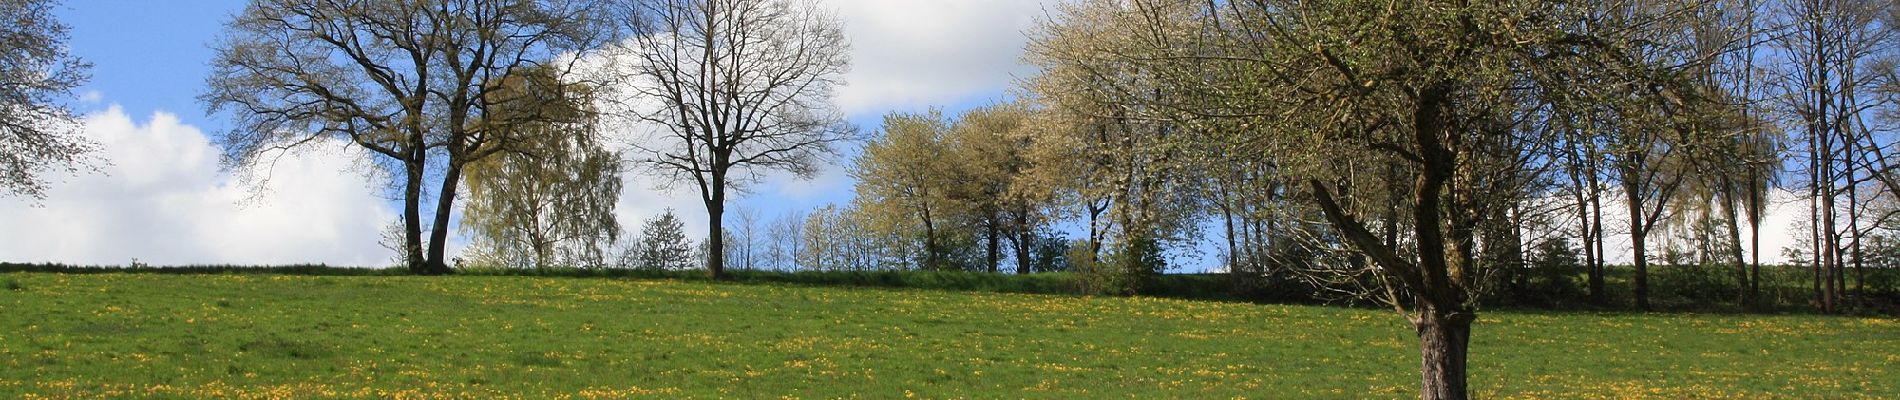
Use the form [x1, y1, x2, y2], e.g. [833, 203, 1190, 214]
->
[766, 209, 805, 270]
[1, 0, 95, 200]
[612, 0, 852, 279]
[204, 0, 613, 274]
[1768, 0, 1895, 312]
[733, 206, 761, 269]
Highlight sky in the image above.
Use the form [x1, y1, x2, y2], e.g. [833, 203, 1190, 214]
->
[0, 0, 1807, 269]
[0, 0, 1060, 267]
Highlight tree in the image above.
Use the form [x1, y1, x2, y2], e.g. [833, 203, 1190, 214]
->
[732, 207, 761, 269]
[765, 209, 805, 270]
[848, 105, 1063, 273]
[948, 102, 1054, 274]
[851, 110, 967, 270]
[459, 67, 622, 270]
[613, 0, 852, 279]
[1, 0, 95, 200]
[1768, 0, 1895, 313]
[1023, 1, 1209, 283]
[1028, 0, 1720, 397]
[635, 208, 695, 271]
[204, 0, 612, 274]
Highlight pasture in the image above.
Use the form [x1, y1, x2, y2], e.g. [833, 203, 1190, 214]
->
[0, 272, 1894, 398]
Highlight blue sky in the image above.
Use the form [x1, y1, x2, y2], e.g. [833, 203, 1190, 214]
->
[63, 0, 238, 130]
[0, 0, 1084, 267]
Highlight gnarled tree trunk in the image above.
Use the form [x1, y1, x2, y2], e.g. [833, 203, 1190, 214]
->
[1415, 307, 1473, 400]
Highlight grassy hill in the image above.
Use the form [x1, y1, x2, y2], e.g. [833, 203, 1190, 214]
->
[1, 272, 1894, 398]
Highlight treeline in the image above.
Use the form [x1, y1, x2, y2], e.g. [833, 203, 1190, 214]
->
[169, 1, 1900, 397]
[283, 0, 1900, 318]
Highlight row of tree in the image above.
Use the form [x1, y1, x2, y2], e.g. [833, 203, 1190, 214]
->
[199, 0, 851, 279]
[9, 0, 1896, 398]
[989, 0, 1900, 398]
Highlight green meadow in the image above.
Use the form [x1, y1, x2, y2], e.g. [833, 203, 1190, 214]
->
[1, 272, 1894, 399]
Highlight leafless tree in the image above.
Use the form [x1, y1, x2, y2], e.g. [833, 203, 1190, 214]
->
[611, 0, 852, 279]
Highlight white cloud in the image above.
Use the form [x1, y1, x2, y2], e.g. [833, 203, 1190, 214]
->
[612, 169, 717, 246]
[827, 0, 1056, 116]
[0, 106, 393, 266]
[561, 0, 1062, 245]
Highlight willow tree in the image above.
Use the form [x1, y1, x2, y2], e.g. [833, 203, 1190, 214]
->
[459, 67, 622, 269]
[613, 0, 852, 279]
[1, 0, 94, 200]
[1029, 0, 1717, 397]
[205, 0, 613, 274]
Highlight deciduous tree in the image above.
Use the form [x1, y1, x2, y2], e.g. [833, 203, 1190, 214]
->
[0, 0, 94, 200]
[612, 0, 852, 279]
[459, 67, 621, 269]
[205, 0, 613, 274]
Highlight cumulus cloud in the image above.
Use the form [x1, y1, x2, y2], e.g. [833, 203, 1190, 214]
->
[0, 106, 393, 266]
[1571, 189, 1805, 266]
[827, 0, 1057, 116]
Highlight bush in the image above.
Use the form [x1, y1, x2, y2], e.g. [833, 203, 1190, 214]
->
[1509, 239, 1587, 307]
[1653, 264, 1738, 304]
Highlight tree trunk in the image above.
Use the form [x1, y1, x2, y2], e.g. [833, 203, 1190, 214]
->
[1415, 308, 1473, 400]
[403, 156, 427, 274]
[1746, 180, 1763, 309]
[1573, 185, 1599, 304]
[1590, 186, 1606, 306]
[705, 165, 729, 279]
[1014, 208, 1032, 275]
[1719, 178, 1748, 307]
[1222, 193, 1239, 273]
[1625, 179, 1651, 311]
[1087, 200, 1106, 263]
[423, 160, 464, 275]
[706, 198, 727, 280]
[1585, 150, 1607, 305]
[986, 213, 1000, 273]
[922, 205, 939, 271]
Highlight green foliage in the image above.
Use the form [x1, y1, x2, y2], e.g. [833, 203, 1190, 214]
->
[1071, 233, 1167, 296]
[1065, 239, 1115, 295]
[1493, 239, 1587, 308]
[626, 209, 695, 271]
[0, 272, 1895, 398]
[1653, 264, 1737, 304]
[1028, 232, 1072, 273]
[458, 68, 621, 270]
[849, 105, 1060, 272]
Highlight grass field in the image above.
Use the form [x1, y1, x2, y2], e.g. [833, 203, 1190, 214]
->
[1, 273, 1895, 399]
